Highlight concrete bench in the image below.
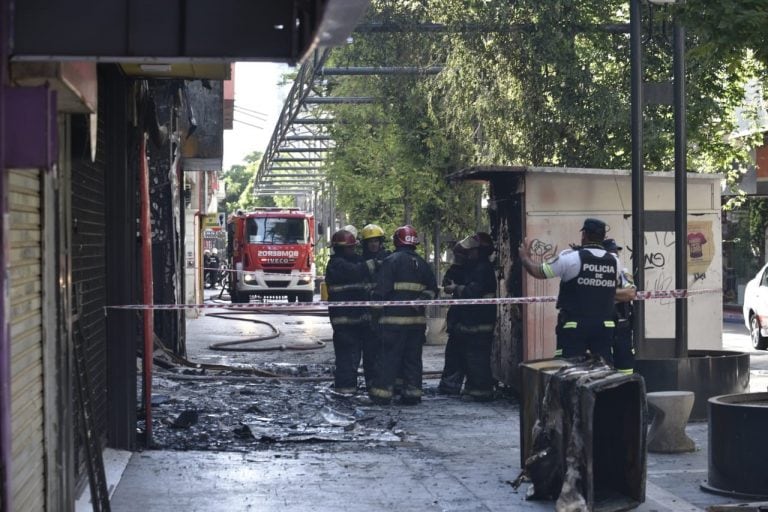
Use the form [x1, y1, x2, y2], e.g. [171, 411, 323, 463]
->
[647, 391, 696, 453]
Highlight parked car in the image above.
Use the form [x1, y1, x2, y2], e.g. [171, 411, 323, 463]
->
[743, 263, 768, 350]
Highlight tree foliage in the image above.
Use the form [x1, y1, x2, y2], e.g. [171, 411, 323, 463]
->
[323, 2, 483, 245]
[318, 0, 764, 247]
[221, 151, 285, 212]
[683, 0, 768, 70]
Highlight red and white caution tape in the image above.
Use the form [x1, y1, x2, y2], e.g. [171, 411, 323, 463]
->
[106, 287, 721, 311]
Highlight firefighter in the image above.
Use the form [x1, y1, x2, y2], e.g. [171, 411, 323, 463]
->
[369, 225, 438, 405]
[603, 238, 637, 374]
[440, 234, 497, 400]
[359, 223, 391, 389]
[203, 249, 212, 289]
[518, 218, 628, 361]
[207, 248, 221, 289]
[437, 239, 472, 395]
[360, 224, 390, 262]
[325, 229, 374, 394]
[343, 224, 358, 242]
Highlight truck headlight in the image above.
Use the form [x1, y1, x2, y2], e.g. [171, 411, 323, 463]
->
[244, 274, 256, 283]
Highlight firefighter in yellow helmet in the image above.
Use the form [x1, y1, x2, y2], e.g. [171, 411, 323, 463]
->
[359, 224, 392, 391]
[360, 224, 390, 262]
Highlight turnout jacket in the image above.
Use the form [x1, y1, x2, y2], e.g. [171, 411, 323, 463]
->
[372, 247, 438, 326]
[452, 258, 497, 335]
[325, 253, 373, 327]
[362, 247, 391, 263]
[443, 263, 467, 333]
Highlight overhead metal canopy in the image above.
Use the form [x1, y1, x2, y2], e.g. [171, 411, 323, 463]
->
[13, 0, 371, 67]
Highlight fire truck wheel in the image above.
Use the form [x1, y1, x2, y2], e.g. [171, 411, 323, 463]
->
[231, 290, 248, 304]
[298, 292, 314, 303]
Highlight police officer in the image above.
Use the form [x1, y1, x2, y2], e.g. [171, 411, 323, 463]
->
[325, 229, 374, 394]
[518, 218, 623, 361]
[369, 225, 438, 405]
[603, 238, 637, 374]
[440, 233, 497, 400]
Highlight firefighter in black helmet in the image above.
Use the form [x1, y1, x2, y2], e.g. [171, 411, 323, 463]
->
[369, 225, 437, 405]
[325, 229, 374, 394]
[519, 218, 633, 361]
[439, 233, 497, 400]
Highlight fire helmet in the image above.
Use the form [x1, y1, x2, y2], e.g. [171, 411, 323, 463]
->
[361, 224, 385, 241]
[212, 248, 218, 255]
[331, 229, 358, 247]
[474, 232, 493, 248]
[342, 224, 358, 239]
[393, 225, 419, 247]
[457, 235, 480, 251]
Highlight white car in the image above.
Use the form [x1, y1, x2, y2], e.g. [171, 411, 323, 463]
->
[743, 262, 768, 350]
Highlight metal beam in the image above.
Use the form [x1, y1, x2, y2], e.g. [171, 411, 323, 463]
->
[273, 157, 325, 162]
[355, 22, 629, 34]
[266, 174, 325, 178]
[260, 178, 325, 182]
[285, 135, 333, 141]
[277, 147, 331, 153]
[290, 118, 335, 124]
[321, 66, 443, 76]
[268, 167, 323, 171]
[304, 96, 375, 104]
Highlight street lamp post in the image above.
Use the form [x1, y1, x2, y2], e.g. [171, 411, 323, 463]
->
[673, 15, 688, 357]
[630, 0, 646, 354]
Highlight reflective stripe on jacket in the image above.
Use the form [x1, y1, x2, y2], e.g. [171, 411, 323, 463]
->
[373, 247, 438, 323]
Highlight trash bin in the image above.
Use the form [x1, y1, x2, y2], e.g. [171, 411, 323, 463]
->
[425, 304, 448, 345]
[519, 358, 647, 511]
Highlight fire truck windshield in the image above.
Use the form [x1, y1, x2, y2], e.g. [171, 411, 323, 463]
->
[246, 217, 308, 244]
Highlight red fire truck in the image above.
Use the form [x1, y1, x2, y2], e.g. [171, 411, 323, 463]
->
[226, 208, 315, 303]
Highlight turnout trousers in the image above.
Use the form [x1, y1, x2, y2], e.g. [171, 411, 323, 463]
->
[369, 325, 425, 404]
[612, 319, 635, 373]
[463, 333, 494, 399]
[438, 332, 466, 394]
[332, 325, 368, 393]
[438, 332, 494, 399]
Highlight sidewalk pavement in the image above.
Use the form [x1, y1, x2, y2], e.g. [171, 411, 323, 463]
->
[93, 306, 759, 511]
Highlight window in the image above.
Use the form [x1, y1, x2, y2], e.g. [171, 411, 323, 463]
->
[246, 217, 307, 244]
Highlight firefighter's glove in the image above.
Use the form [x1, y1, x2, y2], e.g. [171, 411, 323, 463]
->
[444, 284, 464, 296]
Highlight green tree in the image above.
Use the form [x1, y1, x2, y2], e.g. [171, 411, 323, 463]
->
[322, 0, 482, 248]
[683, 0, 768, 70]
[316, 0, 764, 257]
[221, 151, 278, 212]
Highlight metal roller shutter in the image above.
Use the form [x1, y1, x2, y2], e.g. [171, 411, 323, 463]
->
[9, 168, 45, 512]
[71, 111, 108, 483]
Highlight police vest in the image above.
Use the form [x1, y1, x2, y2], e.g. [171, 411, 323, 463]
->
[557, 249, 617, 320]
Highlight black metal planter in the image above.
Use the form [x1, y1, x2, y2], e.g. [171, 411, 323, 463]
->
[634, 350, 750, 421]
[702, 392, 768, 499]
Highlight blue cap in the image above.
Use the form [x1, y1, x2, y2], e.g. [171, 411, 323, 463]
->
[603, 238, 622, 252]
[581, 218, 607, 237]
